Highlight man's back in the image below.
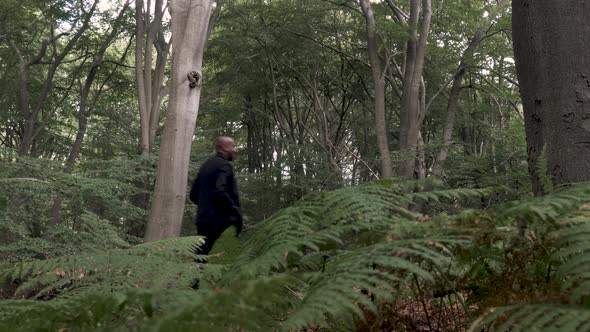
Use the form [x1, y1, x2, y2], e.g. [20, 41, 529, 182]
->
[189, 137, 242, 259]
[190, 153, 241, 226]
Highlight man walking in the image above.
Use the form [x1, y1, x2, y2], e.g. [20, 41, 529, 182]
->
[189, 136, 243, 257]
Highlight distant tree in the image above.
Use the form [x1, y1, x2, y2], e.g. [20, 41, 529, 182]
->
[10, 0, 99, 156]
[359, 0, 393, 178]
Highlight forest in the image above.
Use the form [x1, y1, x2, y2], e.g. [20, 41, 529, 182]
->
[1, 0, 590, 331]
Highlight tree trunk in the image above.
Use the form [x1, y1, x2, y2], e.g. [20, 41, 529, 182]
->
[416, 132, 426, 180]
[47, 2, 131, 229]
[13, 48, 32, 156]
[359, 0, 393, 178]
[135, 0, 150, 155]
[144, 0, 214, 242]
[398, 0, 432, 178]
[432, 30, 485, 178]
[513, 1, 590, 194]
[136, 0, 171, 156]
[13, 1, 98, 156]
[149, 33, 171, 148]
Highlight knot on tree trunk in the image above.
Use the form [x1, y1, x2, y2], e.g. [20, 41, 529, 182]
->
[187, 71, 201, 88]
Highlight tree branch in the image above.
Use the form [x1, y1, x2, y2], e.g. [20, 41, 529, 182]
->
[281, 27, 370, 68]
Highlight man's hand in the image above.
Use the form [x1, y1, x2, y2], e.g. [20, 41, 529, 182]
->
[234, 217, 243, 237]
[228, 215, 243, 237]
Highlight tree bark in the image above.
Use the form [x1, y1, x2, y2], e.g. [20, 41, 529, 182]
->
[432, 30, 485, 178]
[48, 2, 132, 229]
[398, 0, 431, 178]
[14, 1, 98, 156]
[12, 45, 32, 156]
[136, 0, 171, 156]
[512, 1, 590, 194]
[359, 0, 393, 178]
[149, 29, 171, 148]
[135, 0, 150, 155]
[67, 3, 131, 173]
[144, 0, 214, 242]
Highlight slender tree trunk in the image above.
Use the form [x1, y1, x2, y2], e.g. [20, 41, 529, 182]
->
[149, 34, 171, 148]
[19, 1, 98, 156]
[432, 30, 485, 177]
[133, 1, 170, 232]
[416, 132, 426, 180]
[47, 2, 132, 228]
[9, 1, 98, 235]
[398, 0, 431, 179]
[136, 0, 171, 155]
[13, 48, 32, 156]
[144, 19, 155, 126]
[144, 0, 214, 242]
[135, 0, 150, 155]
[359, 0, 393, 178]
[513, 1, 590, 194]
[18, 115, 35, 157]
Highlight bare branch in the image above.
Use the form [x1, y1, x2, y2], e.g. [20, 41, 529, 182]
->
[382, 0, 409, 24]
[281, 27, 370, 68]
[27, 32, 70, 66]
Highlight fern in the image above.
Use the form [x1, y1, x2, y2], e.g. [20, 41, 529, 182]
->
[499, 189, 590, 225]
[282, 237, 469, 331]
[1, 236, 203, 300]
[0, 213, 131, 263]
[407, 187, 502, 203]
[0, 179, 498, 331]
[473, 305, 590, 332]
[472, 184, 590, 332]
[0, 155, 148, 248]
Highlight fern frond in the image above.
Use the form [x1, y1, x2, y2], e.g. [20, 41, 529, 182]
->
[1, 179, 486, 331]
[146, 276, 296, 332]
[498, 184, 590, 225]
[225, 182, 413, 280]
[472, 305, 590, 332]
[283, 237, 468, 331]
[473, 185, 590, 331]
[553, 204, 590, 302]
[1, 236, 204, 299]
[406, 187, 501, 203]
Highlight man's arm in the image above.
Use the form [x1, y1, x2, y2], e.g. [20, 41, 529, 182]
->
[214, 163, 243, 231]
[189, 176, 200, 205]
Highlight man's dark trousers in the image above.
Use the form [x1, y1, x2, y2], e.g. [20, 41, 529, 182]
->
[195, 221, 231, 256]
[190, 153, 242, 258]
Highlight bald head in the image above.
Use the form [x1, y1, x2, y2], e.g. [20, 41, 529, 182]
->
[215, 136, 236, 160]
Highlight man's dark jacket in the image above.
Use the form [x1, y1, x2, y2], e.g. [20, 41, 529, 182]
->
[189, 153, 242, 233]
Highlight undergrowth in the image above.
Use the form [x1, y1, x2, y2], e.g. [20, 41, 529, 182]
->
[1, 179, 590, 331]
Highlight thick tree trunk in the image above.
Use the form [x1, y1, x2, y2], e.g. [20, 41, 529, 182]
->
[512, 1, 543, 195]
[359, 0, 393, 178]
[513, 1, 590, 194]
[144, 0, 214, 242]
[398, 0, 431, 178]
